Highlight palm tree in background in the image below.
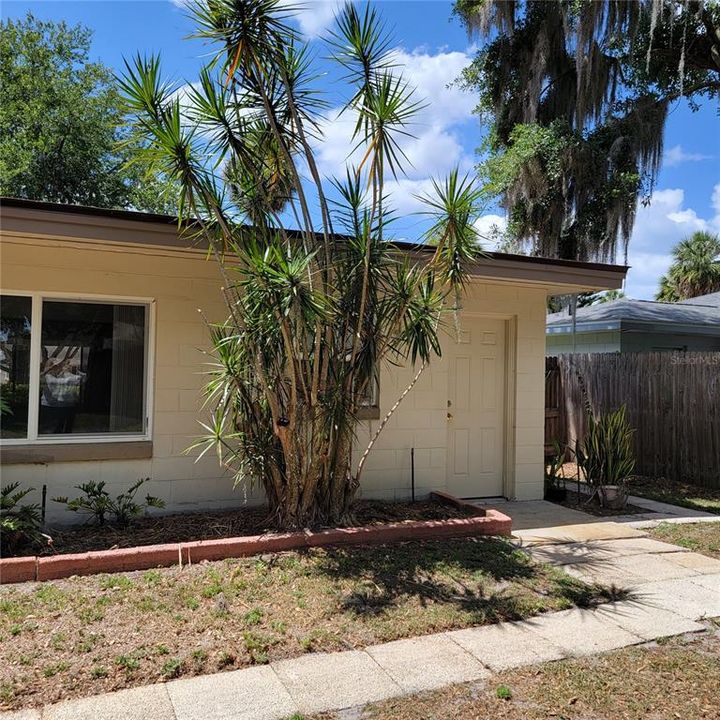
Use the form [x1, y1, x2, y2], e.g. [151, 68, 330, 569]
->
[656, 232, 720, 302]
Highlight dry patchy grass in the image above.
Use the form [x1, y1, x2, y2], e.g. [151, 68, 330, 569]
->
[0, 537, 620, 710]
[315, 632, 720, 720]
[649, 522, 720, 559]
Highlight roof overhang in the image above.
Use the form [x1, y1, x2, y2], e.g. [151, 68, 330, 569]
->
[1, 198, 628, 294]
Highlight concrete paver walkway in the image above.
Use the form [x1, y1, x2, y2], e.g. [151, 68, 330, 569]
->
[6, 507, 720, 720]
[475, 497, 720, 532]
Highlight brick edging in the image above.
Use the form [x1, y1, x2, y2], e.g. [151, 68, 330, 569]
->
[0, 501, 512, 584]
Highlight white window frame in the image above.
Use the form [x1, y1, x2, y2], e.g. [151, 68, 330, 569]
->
[1, 290, 155, 445]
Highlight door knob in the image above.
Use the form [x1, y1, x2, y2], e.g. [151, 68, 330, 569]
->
[447, 412, 453, 420]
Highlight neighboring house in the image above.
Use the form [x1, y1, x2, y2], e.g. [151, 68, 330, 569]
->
[546, 294, 720, 354]
[0, 199, 626, 521]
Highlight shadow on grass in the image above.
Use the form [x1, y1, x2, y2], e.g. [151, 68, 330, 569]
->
[313, 537, 631, 625]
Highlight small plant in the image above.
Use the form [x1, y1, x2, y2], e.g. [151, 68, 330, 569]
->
[217, 651, 235, 669]
[100, 575, 134, 590]
[115, 654, 140, 671]
[90, 665, 109, 679]
[76, 634, 100, 653]
[191, 648, 208, 664]
[43, 661, 69, 678]
[161, 657, 182, 678]
[544, 440, 567, 501]
[496, 685, 512, 700]
[575, 405, 636, 509]
[53, 478, 164, 527]
[244, 608, 264, 626]
[201, 581, 223, 599]
[143, 570, 162, 586]
[184, 596, 200, 611]
[0, 482, 43, 553]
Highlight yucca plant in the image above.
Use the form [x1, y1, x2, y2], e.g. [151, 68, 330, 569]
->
[119, 1, 486, 530]
[575, 406, 636, 508]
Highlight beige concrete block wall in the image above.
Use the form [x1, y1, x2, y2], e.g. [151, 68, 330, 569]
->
[2, 236, 547, 523]
[354, 281, 547, 502]
[0, 237, 255, 524]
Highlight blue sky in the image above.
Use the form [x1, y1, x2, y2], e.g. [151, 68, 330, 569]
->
[5, 0, 720, 299]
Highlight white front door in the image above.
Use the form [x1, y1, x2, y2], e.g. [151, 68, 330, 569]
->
[446, 316, 506, 498]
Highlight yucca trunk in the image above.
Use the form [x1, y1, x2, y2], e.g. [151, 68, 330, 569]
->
[258, 410, 355, 529]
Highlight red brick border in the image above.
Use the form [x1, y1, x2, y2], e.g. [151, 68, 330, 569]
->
[0, 556, 37, 584]
[0, 498, 511, 584]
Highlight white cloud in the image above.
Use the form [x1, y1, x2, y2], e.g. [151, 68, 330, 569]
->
[663, 144, 714, 168]
[276, 0, 342, 38]
[624, 183, 720, 299]
[314, 46, 477, 213]
[381, 177, 437, 216]
[474, 213, 508, 249]
[387, 48, 477, 128]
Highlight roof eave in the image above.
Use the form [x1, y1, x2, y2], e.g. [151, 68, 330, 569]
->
[0, 197, 628, 292]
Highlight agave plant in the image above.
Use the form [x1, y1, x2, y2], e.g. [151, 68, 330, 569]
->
[575, 406, 636, 508]
[119, 1, 486, 529]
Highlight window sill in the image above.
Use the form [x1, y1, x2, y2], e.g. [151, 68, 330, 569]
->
[0, 441, 153, 465]
[356, 406, 381, 421]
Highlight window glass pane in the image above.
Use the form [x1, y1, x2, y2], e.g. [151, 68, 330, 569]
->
[39, 301, 146, 435]
[0, 295, 32, 438]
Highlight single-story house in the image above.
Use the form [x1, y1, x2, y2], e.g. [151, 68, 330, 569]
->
[546, 293, 720, 354]
[0, 198, 626, 523]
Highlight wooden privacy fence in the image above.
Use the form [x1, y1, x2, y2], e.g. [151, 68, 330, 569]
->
[545, 352, 720, 488]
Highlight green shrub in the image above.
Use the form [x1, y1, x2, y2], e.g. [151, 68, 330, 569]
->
[0, 483, 43, 553]
[53, 478, 164, 526]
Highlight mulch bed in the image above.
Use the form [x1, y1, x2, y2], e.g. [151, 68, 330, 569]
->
[630, 476, 720, 514]
[26, 500, 474, 558]
[549, 489, 650, 517]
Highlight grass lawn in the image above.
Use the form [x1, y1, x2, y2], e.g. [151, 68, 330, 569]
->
[0, 537, 620, 711]
[630, 477, 720, 515]
[311, 631, 720, 720]
[648, 521, 720, 559]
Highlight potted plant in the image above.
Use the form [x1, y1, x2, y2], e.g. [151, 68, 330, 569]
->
[544, 440, 568, 502]
[574, 405, 636, 510]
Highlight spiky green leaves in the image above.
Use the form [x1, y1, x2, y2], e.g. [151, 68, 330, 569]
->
[575, 405, 636, 489]
[118, 1, 489, 529]
[419, 168, 486, 291]
[119, 54, 216, 219]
